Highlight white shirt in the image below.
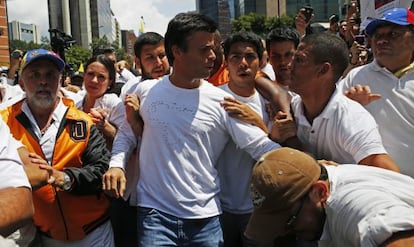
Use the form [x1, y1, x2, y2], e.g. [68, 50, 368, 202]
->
[110, 75, 279, 219]
[292, 87, 386, 163]
[0, 119, 30, 189]
[319, 165, 414, 247]
[21, 98, 68, 165]
[340, 60, 414, 176]
[216, 84, 272, 214]
[119, 75, 142, 100]
[0, 77, 24, 110]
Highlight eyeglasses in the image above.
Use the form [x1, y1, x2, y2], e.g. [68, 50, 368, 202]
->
[285, 196, 306, 231]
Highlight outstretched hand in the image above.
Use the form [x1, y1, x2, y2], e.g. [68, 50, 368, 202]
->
[344, 84, 381, 105]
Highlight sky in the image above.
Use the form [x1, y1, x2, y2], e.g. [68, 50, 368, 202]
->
[7, 0, 196, 38]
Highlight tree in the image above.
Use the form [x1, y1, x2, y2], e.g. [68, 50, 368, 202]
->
[9, 40, 42, 53]
[64, 45, 91, 72]
[231, 13, 295, 37]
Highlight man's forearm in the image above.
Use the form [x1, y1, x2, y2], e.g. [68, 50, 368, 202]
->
[0, 187, 33, 237]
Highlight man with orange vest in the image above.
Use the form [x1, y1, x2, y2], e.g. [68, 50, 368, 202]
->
[1, 49, 114, 246]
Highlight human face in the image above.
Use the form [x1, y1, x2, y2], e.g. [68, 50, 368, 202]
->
[83, 61, 112, 99]
[370, 24, 414, 71]
[268, 41, 296, 86]
[288, 43, 321, 95]
[20, 59, 61, 111]
[225, 42, 260, 92]
[285, 195, 326, 241]
[137, 43, 170, 80]
[176, 31, 216, 81]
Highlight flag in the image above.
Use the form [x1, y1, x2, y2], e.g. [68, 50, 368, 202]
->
[138, 16, 145, 36]
[78, 63, 84, 73]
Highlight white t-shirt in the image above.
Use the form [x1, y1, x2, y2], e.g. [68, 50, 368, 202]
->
[339, 60, 414, 176]
[216, 84, 272, 214]
[319, 165, 414, 247]
[0, 77, 24, 110]
[110, 75, 280, 219]
[292, 87, 386, 163]
[0, 119, 30, 189]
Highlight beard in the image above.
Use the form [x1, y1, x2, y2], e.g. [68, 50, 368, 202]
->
[27, 90, 57, 111]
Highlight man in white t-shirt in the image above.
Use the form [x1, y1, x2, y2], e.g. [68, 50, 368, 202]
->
[104, 13, 281, 246]
[245, 147, 414, 247]
[340, 8, 414, 177]
[274, 32, 399, 171]
[217, 31, 277, 247]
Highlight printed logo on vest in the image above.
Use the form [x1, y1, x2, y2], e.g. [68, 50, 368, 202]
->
[70, 120, 87, 141]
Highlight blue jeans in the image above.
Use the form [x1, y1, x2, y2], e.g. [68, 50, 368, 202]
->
[137, 207, 223, 247]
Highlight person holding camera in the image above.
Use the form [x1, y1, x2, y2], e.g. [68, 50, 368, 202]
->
[7, 49, 23, 86]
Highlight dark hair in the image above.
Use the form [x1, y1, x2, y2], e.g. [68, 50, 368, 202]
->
[223, 31, 264, 61]
[164, 13, 218, 65]
[134, 32, 164, 57]
[301, 33, 349, 82]
[84, 54, 116, 88]
[266, 26, 301, 51]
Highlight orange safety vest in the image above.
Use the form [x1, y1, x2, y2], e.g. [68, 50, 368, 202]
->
[1, 99, 110, 241]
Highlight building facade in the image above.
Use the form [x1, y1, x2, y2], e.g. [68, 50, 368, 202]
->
[48, 0, 117, 49]
[0, 0, 9, 66]
[8, 21, 41, 44]
[196, 0, 232, 38]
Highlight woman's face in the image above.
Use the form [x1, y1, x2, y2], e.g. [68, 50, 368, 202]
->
[83, 61, 112, 98]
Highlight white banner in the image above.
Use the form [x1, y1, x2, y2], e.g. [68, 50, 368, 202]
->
[360, 0, 412, 20]
[359, 0, 412, 31]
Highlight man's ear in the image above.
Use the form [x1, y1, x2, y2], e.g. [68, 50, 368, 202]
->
[318, 62, 331, 76]
[309, 181, 329, 203]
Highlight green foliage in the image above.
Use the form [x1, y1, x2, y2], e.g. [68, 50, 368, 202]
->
[90, 37, 127, 61]
[231, 13, 295, 37]
[64, 45, 92, 71]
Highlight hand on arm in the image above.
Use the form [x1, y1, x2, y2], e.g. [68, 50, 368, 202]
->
[269, 111, 303, 149]
[255, 76, 292, 117]
[220, 97, 269, 133]
[102, 167, 126, 198]
[18, 147, 54, 190]
[125, 93, 144, 137]
[344, 84, 381, 105]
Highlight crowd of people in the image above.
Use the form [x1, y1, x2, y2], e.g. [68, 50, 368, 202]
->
[0, 3, 414, 247]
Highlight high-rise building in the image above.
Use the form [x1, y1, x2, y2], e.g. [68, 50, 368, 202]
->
[121, 29, 137, 57]
[8, 21, 41, 44]
[48, 0, 117, 49]
[90, 0, 116, 43]
[48, 0, 92, 49]
[196, 0, 232, 38]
